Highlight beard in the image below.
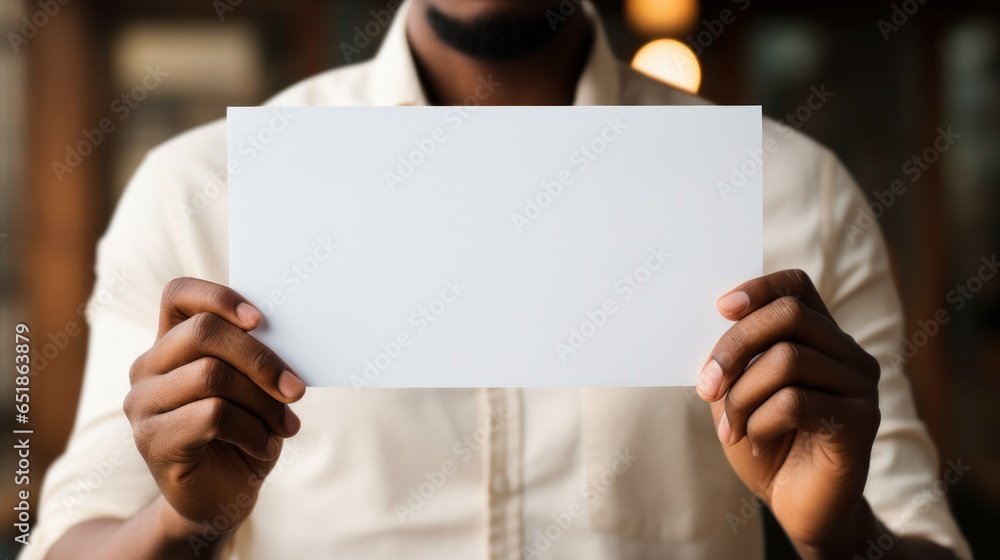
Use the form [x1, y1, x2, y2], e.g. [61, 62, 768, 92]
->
[425, 4, 563, 61]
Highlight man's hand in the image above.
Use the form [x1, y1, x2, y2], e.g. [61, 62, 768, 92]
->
[696, 269, 882, 550]
[124, 278, 306, 536]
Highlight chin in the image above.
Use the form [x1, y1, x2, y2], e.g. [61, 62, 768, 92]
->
[422, 0, 558, 20]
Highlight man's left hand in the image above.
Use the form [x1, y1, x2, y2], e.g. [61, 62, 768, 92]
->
[697, 268, 881, 549]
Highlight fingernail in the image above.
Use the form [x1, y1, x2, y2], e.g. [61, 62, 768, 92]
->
[265, 436, 279, 460]
[236, 302, 261, 325]
[718, 291, 750, 315]
[283, 406, 301, 435]
[697, 359, 724, 400]
[753, 440, 773, 457]
[278, 369, 306, 400]
[717, 411, 732, 445]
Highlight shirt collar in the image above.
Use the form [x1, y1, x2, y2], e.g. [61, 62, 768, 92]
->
[367, 0, 621, 107]
[571, 2, 621, 106]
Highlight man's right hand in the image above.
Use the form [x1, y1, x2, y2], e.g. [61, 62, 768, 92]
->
[123, 277, 305, 536]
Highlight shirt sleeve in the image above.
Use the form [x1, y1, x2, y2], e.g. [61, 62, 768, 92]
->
[18, 151, 184, 560]
[818, 150, 973, 559]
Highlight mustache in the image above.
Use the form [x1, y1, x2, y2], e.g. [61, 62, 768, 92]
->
[425, 4, 563, 61]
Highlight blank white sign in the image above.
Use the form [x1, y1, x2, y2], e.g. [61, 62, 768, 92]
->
[228, 105, 761, 388]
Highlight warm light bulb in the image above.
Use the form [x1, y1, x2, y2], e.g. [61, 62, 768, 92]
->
[626, 0, 699, 35]
[631, 39, 702, 94]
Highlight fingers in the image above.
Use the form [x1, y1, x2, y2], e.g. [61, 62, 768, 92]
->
[142, 311, 306, 403]
[159, 277, 262, 339]
[136, 397, 280, 463]
[716, 269, 833, 322]
[737, 387, 879, 457]
[719, 342, 878, 445]
[697, 295, 879, 402]
[126, 357, 301, 438]
[702, 269, 882, 465]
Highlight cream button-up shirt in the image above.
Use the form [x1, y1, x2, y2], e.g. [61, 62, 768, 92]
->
[22, 2, 971, 559]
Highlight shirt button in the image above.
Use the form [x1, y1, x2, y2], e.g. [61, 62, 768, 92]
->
[491, 474, 508, 495]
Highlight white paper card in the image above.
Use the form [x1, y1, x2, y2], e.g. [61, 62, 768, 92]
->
[228, 106, 762, 388]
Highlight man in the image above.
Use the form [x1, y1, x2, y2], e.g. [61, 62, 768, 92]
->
[24, 1, 971, 559]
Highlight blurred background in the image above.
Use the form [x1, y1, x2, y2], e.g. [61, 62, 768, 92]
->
[1, 0, 998, 557]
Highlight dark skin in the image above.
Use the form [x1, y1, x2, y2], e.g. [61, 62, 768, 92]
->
[48, 2, 959, 559]
[702, 270, 957, 559]
[406, 0, 592, 106]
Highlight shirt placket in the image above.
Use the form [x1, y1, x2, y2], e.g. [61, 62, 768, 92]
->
[485, 387, 523, 560]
